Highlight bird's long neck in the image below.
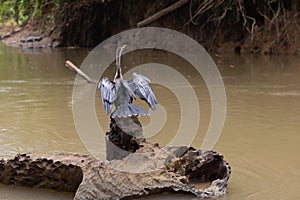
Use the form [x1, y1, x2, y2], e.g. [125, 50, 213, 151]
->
[114, 45, 126, 81]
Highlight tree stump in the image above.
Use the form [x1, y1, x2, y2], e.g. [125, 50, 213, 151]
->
[105, 116, 144, 161]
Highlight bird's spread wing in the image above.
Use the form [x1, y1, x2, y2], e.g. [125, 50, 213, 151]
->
[129, 73, 158, 110]
[98, 77, 116, 114]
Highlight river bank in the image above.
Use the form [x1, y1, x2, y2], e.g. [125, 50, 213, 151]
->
[1, 0, 300, 54]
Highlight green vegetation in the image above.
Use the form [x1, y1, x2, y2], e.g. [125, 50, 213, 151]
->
[0, 0, 60, 26]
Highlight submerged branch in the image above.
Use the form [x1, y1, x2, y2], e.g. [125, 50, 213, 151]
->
[65, 60, 97, 84]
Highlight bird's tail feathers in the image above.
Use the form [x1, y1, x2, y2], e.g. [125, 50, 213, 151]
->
[112, 104, 148, 118]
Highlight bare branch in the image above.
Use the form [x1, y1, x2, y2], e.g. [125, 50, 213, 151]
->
[137, 0, 189, 27]
[65, 60, 96, 84]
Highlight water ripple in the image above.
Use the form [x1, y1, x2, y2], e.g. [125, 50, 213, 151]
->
[268, 91, 300, 96]
[0, 80, 27, 83]
[0, 87, 13, 93]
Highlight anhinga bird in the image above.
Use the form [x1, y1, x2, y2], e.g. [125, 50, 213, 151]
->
[98, 45, 158, 118]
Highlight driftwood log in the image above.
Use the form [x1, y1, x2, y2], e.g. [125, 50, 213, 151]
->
[0, 117, 231, 199]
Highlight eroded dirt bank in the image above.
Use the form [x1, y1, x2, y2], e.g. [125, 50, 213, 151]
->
[1, 0, 300, 54]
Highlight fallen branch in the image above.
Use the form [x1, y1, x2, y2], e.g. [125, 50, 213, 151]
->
[65, 60, 97, 84]
[137, 0, 189, 28]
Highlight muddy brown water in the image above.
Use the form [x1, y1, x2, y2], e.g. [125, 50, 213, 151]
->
[0, 44, 299, 199]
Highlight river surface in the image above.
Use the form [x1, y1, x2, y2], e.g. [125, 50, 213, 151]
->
[0, 44, 299, 199]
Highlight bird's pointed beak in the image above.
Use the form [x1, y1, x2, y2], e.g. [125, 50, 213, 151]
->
[119, 44, 127, 54]
[116, 44, 127, 68]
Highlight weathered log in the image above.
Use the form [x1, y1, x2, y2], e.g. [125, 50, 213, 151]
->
[0, 28, 22, 40]
[0, 151, 230, 199]
[0, 117, 231, 199]
[20, 36, 43, 43]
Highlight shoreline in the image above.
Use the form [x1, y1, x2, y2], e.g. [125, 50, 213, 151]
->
[2, 27, 300, 55]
